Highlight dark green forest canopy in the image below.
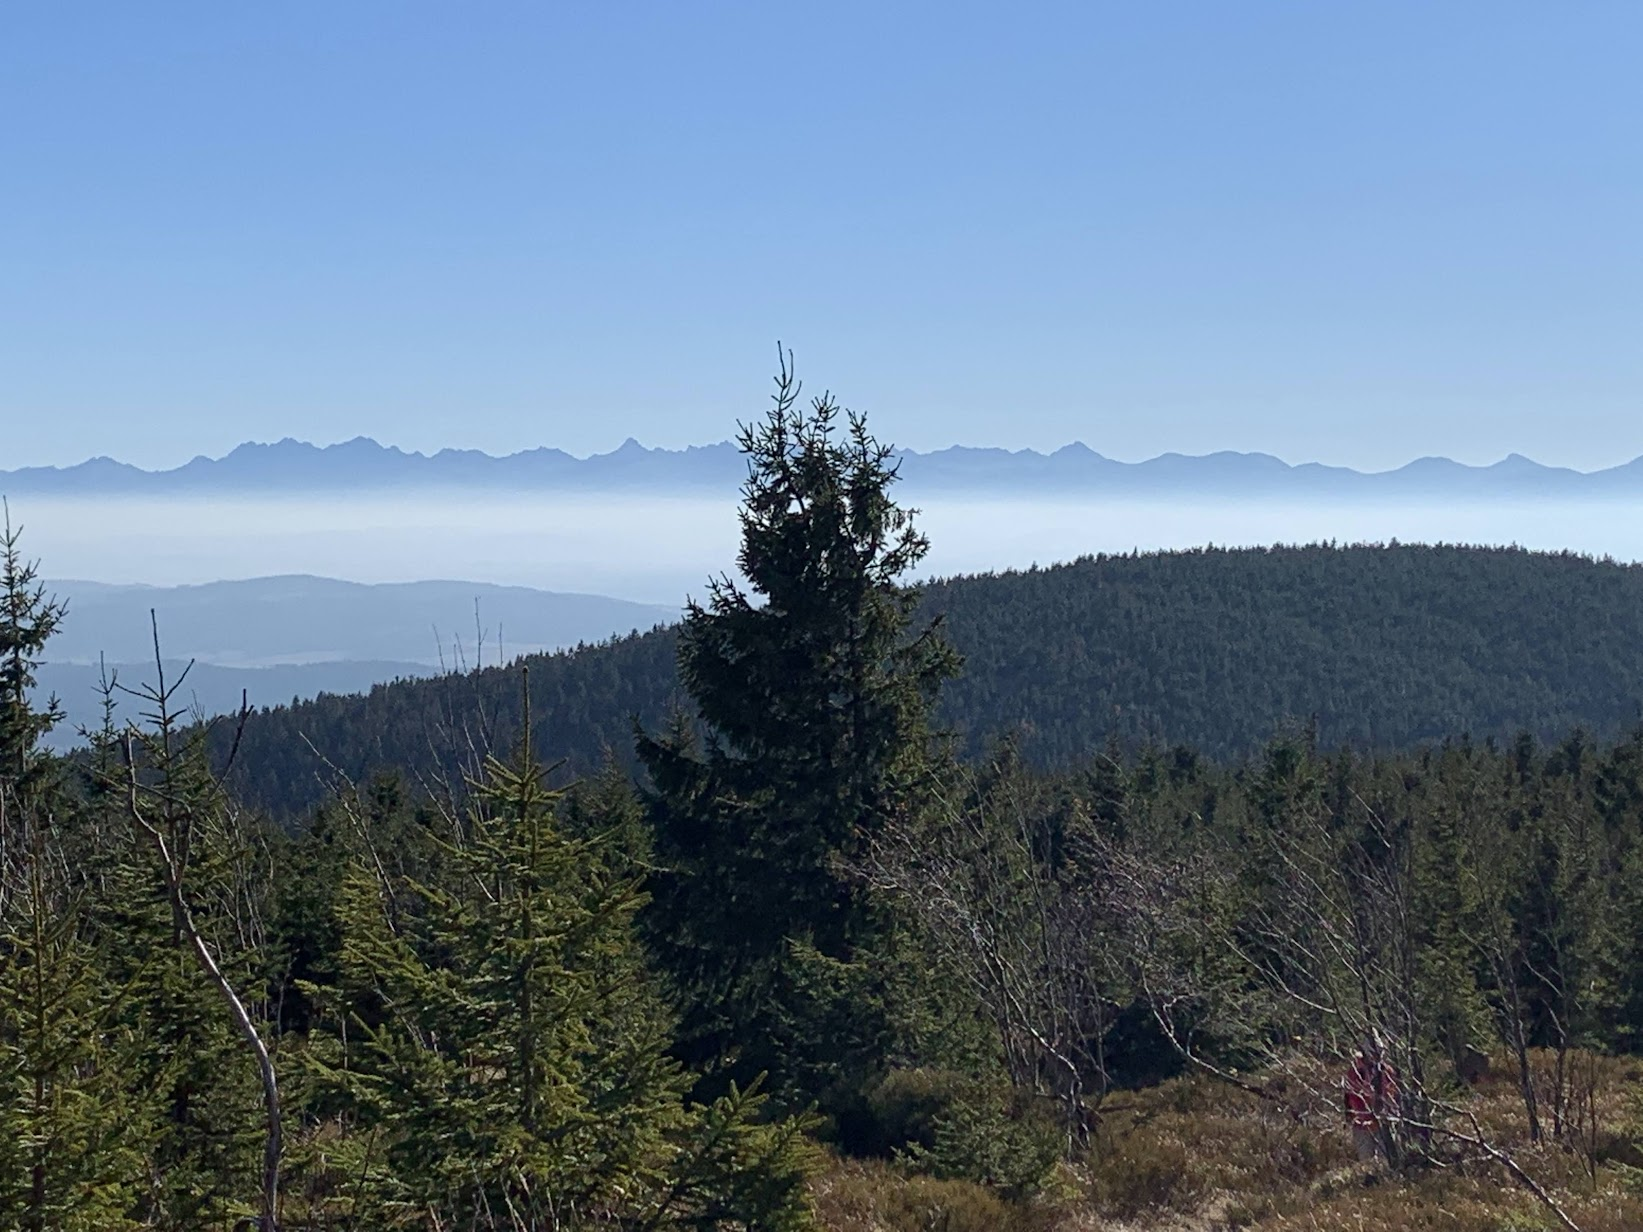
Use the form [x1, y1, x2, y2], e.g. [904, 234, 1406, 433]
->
[215, 542, 1643, 818]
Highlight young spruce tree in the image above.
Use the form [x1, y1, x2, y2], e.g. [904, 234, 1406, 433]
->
[314, 672, 815, 1229]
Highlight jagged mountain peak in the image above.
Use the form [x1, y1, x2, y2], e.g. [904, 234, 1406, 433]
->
[3, 438, 1638, 499]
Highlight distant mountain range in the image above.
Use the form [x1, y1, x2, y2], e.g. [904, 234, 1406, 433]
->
[35, 576, 678, 747]
[6, 437, 1643, 499]
[43, 575, 677, 668]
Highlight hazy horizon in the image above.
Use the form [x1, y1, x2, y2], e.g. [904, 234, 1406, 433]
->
[11, 491, 1643, 607]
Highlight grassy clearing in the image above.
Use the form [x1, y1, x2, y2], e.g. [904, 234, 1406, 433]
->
[810, 1051, 1643, 1232]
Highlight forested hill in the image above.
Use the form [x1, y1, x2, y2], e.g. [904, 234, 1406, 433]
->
[219, 542, 1643, 817]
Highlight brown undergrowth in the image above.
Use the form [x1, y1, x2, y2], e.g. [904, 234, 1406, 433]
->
[811, 1051, 1643, 1232]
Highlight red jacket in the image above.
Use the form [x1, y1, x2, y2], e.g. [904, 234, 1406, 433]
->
[1344, 1054, 1399, 1128]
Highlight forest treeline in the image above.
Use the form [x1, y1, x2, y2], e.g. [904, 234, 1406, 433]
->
[216, 541, 1643, 821]
[4, 362, 1643, 1230]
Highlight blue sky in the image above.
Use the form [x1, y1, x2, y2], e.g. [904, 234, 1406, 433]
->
[3, 3, 1640, 471]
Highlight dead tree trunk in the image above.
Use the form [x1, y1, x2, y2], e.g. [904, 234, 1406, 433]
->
[118, 617, 280, 1232]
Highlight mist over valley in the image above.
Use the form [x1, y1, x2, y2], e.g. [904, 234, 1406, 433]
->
[16, 477, 1643, 744]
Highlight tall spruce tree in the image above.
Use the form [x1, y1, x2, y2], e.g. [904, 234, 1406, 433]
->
[639, 351, 958, 1107]
[0, 504, 65, 795]
[0, 509, 149, 1230]
[1411, 747, 1492, 1084]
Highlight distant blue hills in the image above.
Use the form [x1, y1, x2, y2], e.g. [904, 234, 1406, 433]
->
[32, 575, 680, 749]
[4, 436, 1642, 499]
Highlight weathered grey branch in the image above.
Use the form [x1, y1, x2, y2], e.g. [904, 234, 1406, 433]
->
[119, 621, 284, 1232]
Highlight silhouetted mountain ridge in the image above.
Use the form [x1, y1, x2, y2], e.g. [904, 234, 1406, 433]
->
[5, 437, 1638, 498]
[43, 574, 678, 668]
[33, 576, 679, 746]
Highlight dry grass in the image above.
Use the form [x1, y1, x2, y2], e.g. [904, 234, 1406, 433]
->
[810, 1158, 1060, 1232]
[811, 1050, 1643, 1232]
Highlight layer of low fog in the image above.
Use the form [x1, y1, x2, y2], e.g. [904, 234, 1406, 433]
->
[14, 491, 1639, 746]
[12, 492, 1643, 606]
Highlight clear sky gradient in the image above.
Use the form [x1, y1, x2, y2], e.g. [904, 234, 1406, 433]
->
[3, 3, 1640, 471]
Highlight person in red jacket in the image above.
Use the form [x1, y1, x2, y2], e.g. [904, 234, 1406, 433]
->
[1344, 1035, 1400, 1164]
